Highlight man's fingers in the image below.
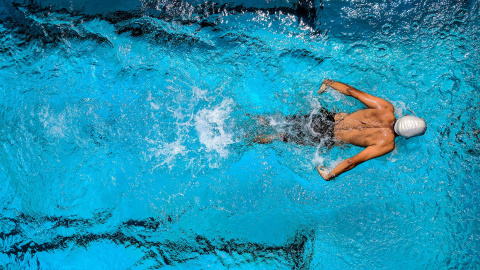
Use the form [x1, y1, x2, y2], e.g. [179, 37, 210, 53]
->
[318, 79, 334, 94]
[323, 79, 334, 85]
[317, 85, 327, 94]
[315, 166, 329, 180]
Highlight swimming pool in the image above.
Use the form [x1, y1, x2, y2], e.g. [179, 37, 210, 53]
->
[0, 0, 479, 268]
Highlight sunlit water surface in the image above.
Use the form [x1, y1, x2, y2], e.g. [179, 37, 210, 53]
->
[0, 0, 479, 269]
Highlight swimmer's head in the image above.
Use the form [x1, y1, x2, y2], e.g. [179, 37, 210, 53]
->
[394, 115, 427, 138]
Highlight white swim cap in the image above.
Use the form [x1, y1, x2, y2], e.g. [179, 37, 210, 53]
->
[394, 116, 427, 138]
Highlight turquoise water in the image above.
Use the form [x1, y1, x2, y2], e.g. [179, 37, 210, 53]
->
[0, 0, 479, 269]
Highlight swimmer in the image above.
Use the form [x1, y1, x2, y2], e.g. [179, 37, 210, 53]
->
[254, 79, 427, 181]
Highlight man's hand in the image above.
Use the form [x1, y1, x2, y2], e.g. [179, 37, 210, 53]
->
[316, 166, 332, 181]
[317, 79, 335, 94]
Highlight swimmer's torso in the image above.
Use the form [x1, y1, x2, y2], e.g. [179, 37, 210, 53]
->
[334, 108, 396, 147]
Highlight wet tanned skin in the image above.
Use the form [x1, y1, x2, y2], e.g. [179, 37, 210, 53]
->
[334, 109, 396, 147]
[316, 80, 396, 180]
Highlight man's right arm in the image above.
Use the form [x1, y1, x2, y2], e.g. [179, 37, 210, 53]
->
[316, 142, 395, 180]
[319, 80, 394, 111]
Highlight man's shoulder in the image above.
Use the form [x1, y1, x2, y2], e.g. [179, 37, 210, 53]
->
[374, 108, 396, 121]
[378, 138, 395, 152]
[360, 108, 395, 121]
[379, 99, 395, 111]
[375, 105, 395, 113]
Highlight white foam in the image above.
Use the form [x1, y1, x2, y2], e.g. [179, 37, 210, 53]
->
[146, 91, 160, 110]
[324, 86, 344, 102]
[393, 100, 406, 117]
[194, 98, 235, 157]
[193, 86, 208, 101]
[39, 106, 66, 138]
[266, 115, 286, 127]
[310, 98, 321, 112]
[149, 139, 186, 169]
[313, 146, 343, 171]
[312, 150, 326, 166]
[387, 144, 399, 162]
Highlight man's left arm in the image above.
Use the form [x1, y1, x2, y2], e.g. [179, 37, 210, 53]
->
[316, 143, 395, 181]
[318, 79, 394, 112]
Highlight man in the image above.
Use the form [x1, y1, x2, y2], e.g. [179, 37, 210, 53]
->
[255, 79, 427, 181]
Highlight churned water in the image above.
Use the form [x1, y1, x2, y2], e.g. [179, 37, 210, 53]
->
[0, 0, 479, 269]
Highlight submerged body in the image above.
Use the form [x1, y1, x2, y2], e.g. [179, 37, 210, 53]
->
[279, 108, 336, 147]
[255, 80, 426, 180]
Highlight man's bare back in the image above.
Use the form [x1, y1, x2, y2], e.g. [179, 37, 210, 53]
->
[253, 79, 426, 181]
[334, 111, 396, 147]
[314, 80, 397, 180]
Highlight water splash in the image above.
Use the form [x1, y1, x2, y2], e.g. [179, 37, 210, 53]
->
[195, 98, 235, 158]
[0, 0, 479, 269]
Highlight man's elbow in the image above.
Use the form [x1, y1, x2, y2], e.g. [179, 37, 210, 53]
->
[383, 143, 395, 153]
[385, 104, 394, 112]
[346, 87, 354, 96]
[345, 158, 358, 170]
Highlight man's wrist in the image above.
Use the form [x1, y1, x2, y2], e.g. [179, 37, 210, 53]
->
[327, 172, 336, 180]
[324, 79, 335, 86]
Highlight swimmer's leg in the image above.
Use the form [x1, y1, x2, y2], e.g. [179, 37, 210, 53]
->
[256, 116, 269, 126]
[253, 133, 286, 144]
[245, 113, 269, 126]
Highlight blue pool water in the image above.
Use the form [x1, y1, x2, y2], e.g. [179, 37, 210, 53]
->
[0, 0, 479, 268]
